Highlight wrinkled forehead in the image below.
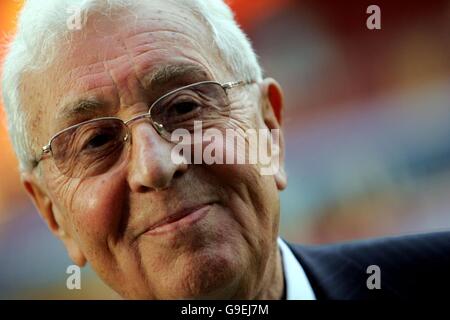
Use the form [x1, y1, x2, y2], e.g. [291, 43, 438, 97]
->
[22, 0, 227, 143]
[64, 0, 222, 82]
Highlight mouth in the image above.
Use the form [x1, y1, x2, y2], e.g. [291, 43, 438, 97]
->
[143, 203, 213, 236]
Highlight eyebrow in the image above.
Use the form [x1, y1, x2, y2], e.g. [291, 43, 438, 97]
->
[142, 64, 210, 90]
[57, 98, 105, 122]
[57, 63, 210, 124]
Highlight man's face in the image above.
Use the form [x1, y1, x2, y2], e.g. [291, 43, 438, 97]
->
[23, 1, 286, 299]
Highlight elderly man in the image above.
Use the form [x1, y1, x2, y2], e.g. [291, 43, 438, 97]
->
[2, 0, 450, 300]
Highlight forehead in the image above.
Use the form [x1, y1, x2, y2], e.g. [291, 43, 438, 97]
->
[24, 0, 226, 140]
[63, 1, 219, 88]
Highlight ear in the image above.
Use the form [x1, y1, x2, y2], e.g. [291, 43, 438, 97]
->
[22, 172, 87, 267]
[259, 78, 287, 190]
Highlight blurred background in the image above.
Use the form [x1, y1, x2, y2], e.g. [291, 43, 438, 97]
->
[1, 0, 449, 299]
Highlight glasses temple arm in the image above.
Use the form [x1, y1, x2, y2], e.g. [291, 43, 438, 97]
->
[222, 80, 256, 90]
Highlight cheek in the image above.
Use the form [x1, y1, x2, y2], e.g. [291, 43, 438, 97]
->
[203, 164, 279, 282]
[51, 169, 129, 245]
[206, 161, 279, 241]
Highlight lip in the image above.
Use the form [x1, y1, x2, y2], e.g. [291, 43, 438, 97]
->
[143, 203, 213, 236]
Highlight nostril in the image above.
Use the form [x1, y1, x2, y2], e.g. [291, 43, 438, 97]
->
[173, 169, 183, 179]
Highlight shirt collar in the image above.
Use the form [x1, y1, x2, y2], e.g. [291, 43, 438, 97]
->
[278, 237, 316, 300]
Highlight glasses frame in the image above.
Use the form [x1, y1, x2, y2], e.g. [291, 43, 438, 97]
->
[35, 80, 255, 167]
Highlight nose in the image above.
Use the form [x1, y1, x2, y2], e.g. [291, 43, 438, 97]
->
[127, 123, 188, 192]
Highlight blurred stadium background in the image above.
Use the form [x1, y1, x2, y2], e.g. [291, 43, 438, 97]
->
[1, 0, 449, 299]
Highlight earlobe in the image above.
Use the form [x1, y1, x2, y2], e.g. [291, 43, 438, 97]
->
[274, 167, 287, 191]
[21, 173, 87, 267]
[66, 241, 87, 267]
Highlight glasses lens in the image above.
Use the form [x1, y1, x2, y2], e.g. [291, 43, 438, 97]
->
[51, 119, 127, 178]
[151, 82, 230, 134]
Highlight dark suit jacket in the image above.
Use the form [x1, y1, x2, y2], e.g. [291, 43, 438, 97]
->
[288, 231, 450, 299]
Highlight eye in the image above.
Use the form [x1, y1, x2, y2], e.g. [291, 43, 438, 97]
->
[84, 133, 114, 150]
[171, 101, 200, 115]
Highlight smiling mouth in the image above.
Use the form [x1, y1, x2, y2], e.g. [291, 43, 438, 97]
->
[143, 203, 213, 236]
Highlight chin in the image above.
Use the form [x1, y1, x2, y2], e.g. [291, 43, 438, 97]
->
[161, 245, 245, 299]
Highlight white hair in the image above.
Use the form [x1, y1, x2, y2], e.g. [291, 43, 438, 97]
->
[1, 0, 263, 172]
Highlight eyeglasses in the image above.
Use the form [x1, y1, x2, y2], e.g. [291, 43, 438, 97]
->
[35, 80, 254, 178]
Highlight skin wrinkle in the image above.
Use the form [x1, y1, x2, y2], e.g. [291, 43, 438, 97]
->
[94, 5, 221, 73]
[125, 11, 228, 79]
[23, 1, 286, 300]
[105, 36, 146, 108]
[105, 189, 127, 257]
[122, 33, 149, 102]
[53, 72, 268, 298]
[102, 59, 121, 108]
[125, 29, 205, 50]
[58, 27, 218, 123]
[201, 151, 275, 298]
[217, 94, 282, 299]
[126, 8, 209, 44]
[58, 60, 209, 126]
[114, 177, 133, 245]
[46, 154, 127, 274]
[96, 160, 131, 255]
